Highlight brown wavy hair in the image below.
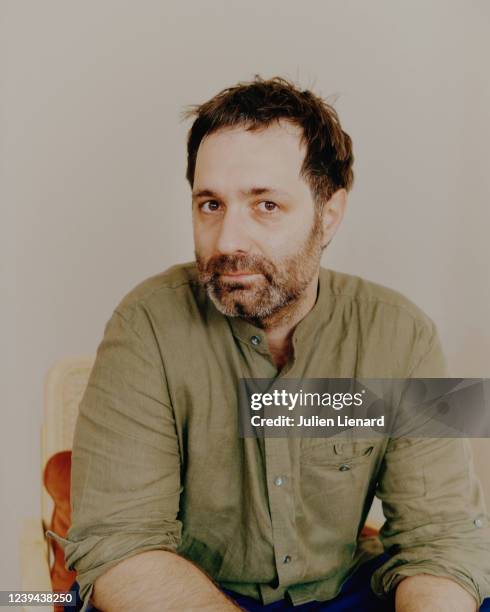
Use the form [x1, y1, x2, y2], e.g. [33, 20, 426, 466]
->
[183, 76, 354, 208]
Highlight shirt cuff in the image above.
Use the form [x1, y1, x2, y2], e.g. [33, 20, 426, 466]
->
[370, 560, 482, 607]
[46, 527, 181, 611]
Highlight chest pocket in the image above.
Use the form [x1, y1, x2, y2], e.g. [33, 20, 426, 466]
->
[298, 440, 377, 534]
[300, 439, 375, 468]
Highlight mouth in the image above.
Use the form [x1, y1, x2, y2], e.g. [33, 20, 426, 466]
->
[219, 272, 262, 283]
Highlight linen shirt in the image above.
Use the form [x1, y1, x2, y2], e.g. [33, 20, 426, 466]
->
[52, 263, 490, 610]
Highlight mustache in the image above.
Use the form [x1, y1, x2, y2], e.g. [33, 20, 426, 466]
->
[200, 254, 275, 283]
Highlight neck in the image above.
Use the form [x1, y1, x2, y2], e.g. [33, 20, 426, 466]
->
[259, 270, 320, 369]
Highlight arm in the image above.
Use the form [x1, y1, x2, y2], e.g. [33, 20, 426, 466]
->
[395, 574, 477, 612]
[370, 435, 489, 607]
[92, 550, 241, 611]
[371, 322, 490, 607]
[58, 306, 225, 610]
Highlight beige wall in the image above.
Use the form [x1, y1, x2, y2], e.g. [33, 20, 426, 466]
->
[2, 0, 489, 590]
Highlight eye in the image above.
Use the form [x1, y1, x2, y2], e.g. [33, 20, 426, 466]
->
[257, 201, 278, 213]
[200, 200, 221, 213]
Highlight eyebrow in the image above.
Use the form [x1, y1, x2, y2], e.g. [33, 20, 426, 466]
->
[192, 186, 290, 199]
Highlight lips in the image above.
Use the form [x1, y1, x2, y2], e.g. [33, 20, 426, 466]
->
[221, 272, 256, 276]
[219, 272, 263, 283]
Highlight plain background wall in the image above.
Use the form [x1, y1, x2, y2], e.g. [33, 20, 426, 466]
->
[2, 0, 489, 590]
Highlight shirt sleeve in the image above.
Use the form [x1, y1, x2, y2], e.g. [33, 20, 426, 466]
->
[47, 306, 183, 612]
[370, 321, 490, 606]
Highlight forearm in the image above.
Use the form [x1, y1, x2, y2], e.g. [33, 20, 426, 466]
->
[395, 574, 477, 612]
[92, 549, 242, 611]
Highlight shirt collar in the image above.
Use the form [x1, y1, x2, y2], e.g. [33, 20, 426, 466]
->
[224, 267, 331, 355]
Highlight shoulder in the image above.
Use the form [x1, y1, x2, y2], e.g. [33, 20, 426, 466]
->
[112, 262, 202, 328]
[321, 268, 445, 375]
[321, 267, 436, 335]
[117, 262, 198, 305]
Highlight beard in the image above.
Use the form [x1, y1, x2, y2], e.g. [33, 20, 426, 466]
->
[195, 218, 323, 325]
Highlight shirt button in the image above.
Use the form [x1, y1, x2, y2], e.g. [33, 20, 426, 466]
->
[474, 518, 483, 528]
[283, 555, 292, 564]
[250, 335, 261, 346]
[274, 476, 286, 487]
[339, 463, 350, 471]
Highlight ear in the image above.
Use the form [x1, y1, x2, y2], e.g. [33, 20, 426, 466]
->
[320, 188, 347, 248]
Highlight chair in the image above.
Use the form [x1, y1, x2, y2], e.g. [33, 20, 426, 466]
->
[20, 356, 94, 612]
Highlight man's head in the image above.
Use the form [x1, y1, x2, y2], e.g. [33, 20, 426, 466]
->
[184, 76, 354, 324]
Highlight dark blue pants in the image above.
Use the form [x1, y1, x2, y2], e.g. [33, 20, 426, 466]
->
[68, 553, 490, 611]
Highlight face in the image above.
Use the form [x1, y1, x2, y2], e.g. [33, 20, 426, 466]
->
[192, 120, 343, 322]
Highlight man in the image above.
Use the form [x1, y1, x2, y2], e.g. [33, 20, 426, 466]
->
[53, 77, 490, 611]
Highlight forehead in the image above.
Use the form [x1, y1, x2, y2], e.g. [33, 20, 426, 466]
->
[193, 120, 307, 193]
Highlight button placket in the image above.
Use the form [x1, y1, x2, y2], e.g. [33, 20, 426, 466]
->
[264, 438, 300, 586]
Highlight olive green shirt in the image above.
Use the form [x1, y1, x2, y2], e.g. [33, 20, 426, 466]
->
[52, 263, 490, 609]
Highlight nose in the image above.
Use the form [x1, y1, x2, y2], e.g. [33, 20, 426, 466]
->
[215, 207, 251, 255]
